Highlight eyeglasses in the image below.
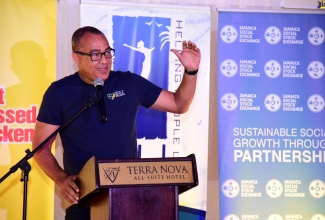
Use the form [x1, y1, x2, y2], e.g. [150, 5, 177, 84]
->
[74, 49, 115, 61]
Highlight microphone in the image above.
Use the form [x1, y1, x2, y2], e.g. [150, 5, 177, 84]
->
[94, 78, 108, 122]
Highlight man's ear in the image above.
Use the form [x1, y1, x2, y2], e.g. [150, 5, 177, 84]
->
[72, 52, 80, 63]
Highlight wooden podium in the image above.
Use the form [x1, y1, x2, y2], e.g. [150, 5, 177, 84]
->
[69, 154, 199, 220]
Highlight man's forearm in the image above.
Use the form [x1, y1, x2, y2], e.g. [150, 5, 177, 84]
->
[174, 71, 198, 113]
[34, 149, 68, 186]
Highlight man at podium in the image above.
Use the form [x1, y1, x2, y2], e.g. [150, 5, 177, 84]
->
[32, 26, 201, 219]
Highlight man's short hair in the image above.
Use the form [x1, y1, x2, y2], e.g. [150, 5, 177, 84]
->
[71, 26, 105, 52]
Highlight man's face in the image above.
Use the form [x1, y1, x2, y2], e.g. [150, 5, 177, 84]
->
[73, 33, 113, 84]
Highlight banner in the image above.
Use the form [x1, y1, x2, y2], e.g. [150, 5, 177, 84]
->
[218, 10, 325, 219]
[80, 0, 210, 214]
[0, 1, 56, 219]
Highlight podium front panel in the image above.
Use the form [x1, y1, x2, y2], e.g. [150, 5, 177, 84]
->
[110, 186, 178, 220]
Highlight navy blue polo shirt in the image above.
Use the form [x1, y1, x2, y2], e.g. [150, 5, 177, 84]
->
[37, 71, 162, 175]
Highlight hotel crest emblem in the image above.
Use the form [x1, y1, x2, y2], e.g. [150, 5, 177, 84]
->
[101, 166, 120, 183]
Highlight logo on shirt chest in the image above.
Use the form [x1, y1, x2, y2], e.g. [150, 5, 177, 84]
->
[107, 90, 125, 100]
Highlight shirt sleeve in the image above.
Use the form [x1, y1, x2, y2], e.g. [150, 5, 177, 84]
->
[37, 83, 63, 125]
[133, 73, 162, 108]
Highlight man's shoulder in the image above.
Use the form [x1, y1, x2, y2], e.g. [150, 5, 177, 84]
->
[110, 70, 146, 81]
[51, 72, 82, 87]
[54, 72, 79, 84]
[111, 70, 134, 77]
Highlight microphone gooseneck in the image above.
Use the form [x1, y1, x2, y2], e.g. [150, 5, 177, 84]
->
[94, 78, 108, 122]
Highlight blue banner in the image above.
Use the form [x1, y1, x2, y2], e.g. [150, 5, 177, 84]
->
[218, 10, 325, 219]
[112, 15, 170, 139]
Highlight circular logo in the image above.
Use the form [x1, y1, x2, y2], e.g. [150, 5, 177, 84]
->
[264, 94, 282, 112]
[224, 214, 240, 220]
[220, 59, 238, 77]
[264, 26, 282, 45]
[307, 94, 325, 113]
[311, 214, 325, 220]
[222, 179, 240, 198]
[267, 214, 283, 220]
[220, 93, 239, 111]
[264, 60, 281, 78]
[307, 61, 325, 79]
[266, 179, 283, 198]
[308, 27, 325, 46]
[309, 179, 325, 199]
[220, 25, 238, 44]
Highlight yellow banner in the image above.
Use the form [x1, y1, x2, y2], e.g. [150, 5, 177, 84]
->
[0, 0, 56, 219]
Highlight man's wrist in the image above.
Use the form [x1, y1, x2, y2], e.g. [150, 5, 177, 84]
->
[184, 68, 198, 75]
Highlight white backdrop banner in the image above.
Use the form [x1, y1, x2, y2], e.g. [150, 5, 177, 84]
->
[80, 0, 210, 212]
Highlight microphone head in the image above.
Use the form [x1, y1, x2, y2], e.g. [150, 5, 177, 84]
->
[94, 78, 104, 87]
